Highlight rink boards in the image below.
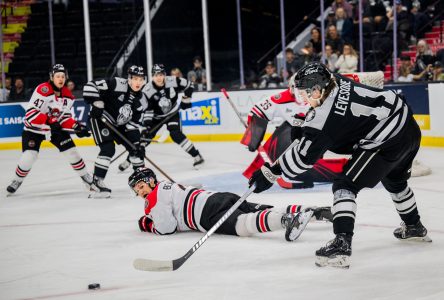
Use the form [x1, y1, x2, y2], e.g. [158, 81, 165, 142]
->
[1, 82, 444, 149]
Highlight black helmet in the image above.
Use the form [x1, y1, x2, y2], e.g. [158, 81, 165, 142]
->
[49, 64, 68, 80]
[152, 63, 166, 76]
[128, 167, 157, 190]
[127, 65, 146, 77]
[294, 63, 332, 91]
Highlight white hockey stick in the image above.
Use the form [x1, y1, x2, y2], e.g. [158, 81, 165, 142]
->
[133, 185, 256, 272]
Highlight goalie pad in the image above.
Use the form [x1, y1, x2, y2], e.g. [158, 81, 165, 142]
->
[241, 114, 268, 152]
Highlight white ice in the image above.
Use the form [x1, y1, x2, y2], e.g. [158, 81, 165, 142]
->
[0, 142, 443, 300]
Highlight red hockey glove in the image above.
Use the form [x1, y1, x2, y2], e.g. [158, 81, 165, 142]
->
[138, 215, 153, 232]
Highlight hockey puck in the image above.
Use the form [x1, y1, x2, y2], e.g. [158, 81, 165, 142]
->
[88, 283, 101, 290]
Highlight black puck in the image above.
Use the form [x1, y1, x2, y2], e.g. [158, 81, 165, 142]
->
[88, 283, 101, 290]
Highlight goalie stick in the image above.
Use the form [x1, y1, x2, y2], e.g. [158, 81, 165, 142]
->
[133, 138, 300, 272]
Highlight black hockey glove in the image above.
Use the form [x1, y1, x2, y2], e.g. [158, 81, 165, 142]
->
[131, 144, 145, 159]
[90, 105, 103, 119]
[180, 96, 192, 109]
[249, 162, 282, 193]
[49, 122, 63, 138]
[138, 215, 153, 232]
[72, 122, 91, 138]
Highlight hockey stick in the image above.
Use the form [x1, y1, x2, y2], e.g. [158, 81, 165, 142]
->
[133, 138, 300, 272]
[110, 113, 176, 164]
[100, 117, 175, 182]
[133, 185, 256, 272]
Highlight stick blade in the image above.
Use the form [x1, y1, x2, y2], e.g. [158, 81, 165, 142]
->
[133, 258, 174, 272]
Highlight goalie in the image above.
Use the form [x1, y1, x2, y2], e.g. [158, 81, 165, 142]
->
[129, 167, 332, 241]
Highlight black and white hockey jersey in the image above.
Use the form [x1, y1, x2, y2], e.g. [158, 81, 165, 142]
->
[279, 73, 411, 179]
[83, 77, 147, 129]
[142, 76, 193, 125]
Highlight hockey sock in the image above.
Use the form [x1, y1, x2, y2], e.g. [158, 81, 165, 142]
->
[390, 186, 420, 225]
[14, 150, 38, 181]
[62, 147, 88, 177]
[332, 189, 357, 235]
[235, 210, 283, 237]
[129, 155, 144, 169]
[285, 205, 304, 214]
[179, 138, 199, 157]
[94, 155, 111, 179]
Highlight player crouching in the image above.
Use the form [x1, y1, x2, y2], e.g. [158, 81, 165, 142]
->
[129, 167, 331, 241]
[6, 64, 94, 195]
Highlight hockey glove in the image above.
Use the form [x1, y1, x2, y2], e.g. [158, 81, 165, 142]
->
[73, 122, 91, 138]
[241, 114, 268, 152]
[249, 162, 282, 193]
[90, 105, 104, 119]
[180, 96, 192, 109]
[131, 144, 145, 159]
[138, 215, 153, 232]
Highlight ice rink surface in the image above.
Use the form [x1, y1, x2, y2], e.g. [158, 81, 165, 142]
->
[0, 142, 443, 300]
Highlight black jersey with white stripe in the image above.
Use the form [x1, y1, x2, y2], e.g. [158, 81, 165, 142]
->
[279, 73, 410, 179]
[83, 77, 147, 129]
[142, 76, 193, 125]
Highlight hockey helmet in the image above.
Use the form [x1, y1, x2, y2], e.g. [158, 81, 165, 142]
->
[293, 63, 333, 104]
[127, 65, 146, 78]
[128, 167, 157, 191]
[49, 64, 68, 80]
[152, 64, 166, 76]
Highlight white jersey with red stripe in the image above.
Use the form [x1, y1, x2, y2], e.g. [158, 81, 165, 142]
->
[248, 89, 310, 126]
[23, 82, 76, 135]
[143, 181, 216, 235]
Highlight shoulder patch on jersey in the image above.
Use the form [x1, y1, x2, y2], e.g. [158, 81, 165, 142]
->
[270, 90, 294, 104]
[114, 77, 129, 93]
[36, 82, 53, 96]
[165, 76, 178, 88]
[274, 93, 281, 100]
[305, 109, 316, 122]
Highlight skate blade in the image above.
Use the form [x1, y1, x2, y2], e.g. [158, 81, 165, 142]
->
[88, 191, 111, 199]
[315, 255, 350, 269]
[286, 210, 314, 242]
[193, 161, 205, 170]
[398, 235, 432, 243]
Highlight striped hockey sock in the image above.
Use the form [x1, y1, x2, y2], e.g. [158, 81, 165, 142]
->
[14, 150, 38, 181]
[179, 138, 199, 157]
[235, 210, 283, 236]
[94, 155, 111, 179]
[390, 186, 420, 225]
[62, 148, 88, 177]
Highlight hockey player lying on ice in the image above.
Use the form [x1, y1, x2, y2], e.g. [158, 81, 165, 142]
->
[128, 167, 332, 241]
[241, 73, 348, 189]
[249, 63, 432, 268]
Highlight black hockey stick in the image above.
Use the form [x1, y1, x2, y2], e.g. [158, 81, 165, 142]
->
[110, 113, 176, 164]
[100, 117, 175, 182]
[133, 185, 256, 272]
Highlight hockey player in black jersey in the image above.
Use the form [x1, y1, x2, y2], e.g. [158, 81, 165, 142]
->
[249, 62, 432, 268]
[83, 65, 148, 197]
[118, 64, 204, 171]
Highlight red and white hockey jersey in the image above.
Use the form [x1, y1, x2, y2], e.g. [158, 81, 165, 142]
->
[248, 89, 309, 127]
[23, 82, 76, 135]
[141, 181, 216, 235]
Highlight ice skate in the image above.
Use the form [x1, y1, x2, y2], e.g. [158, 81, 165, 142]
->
[193, 154, 205, 169]
[283, 210, 314, 241]
[6, 179, 23, 195]
[315, 233, 352, 268]
[118, 159, 131, 172]
[80, 173, 99, 192]
[89, 176, 111, 198]
[393, 221, 432, 242]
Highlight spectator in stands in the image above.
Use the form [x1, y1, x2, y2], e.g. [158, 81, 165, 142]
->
[367, 0, 389, 32]
[283, 48, 303, 78]
[326, 24, 344, 55]
[66, 79, 75, 92]
[302, 11, 336, 29]
[170, 67, 183, 78]
[0, 77, 12, 102]
[334, 7, 353, 44]
[309, 27, 322, 54]
[397, 55, 414, 82]
[432, 61, 444, 81]
[386, 0, 413, 49]
[411, 1, 431, 39]
[435, 49, 444, 65]
[8, 77, 29, 102]
[335, 43, 358, 73]
[258, 61, 282, 89]
[332, 0, 354, 20]
[187, 56, 207, 91]
[412, 39, 435, 81]
[324, 44, 338, 72]
[299, 41, 319, 65]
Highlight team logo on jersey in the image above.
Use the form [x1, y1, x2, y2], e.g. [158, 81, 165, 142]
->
[28, 140, 36, 148]
[274, 93, 281, 100]
[117, 104, 133, 125]
[159, 97, 172, 114]
[305, 109, 316, 122]
[180, 97, 220, 126]
[101, 128, 110, 136]
[118, 94, 125, 102]
[41, 86, 49, 93]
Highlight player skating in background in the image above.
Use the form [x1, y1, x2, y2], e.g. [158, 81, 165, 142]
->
[241, 74, 348, 189]
[249, 63, 432, 268]
[118, 64, 204, 171]
[129, 167, 332, 240]
[83, 65, 147, 198]
[6, 64, 93, 194]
